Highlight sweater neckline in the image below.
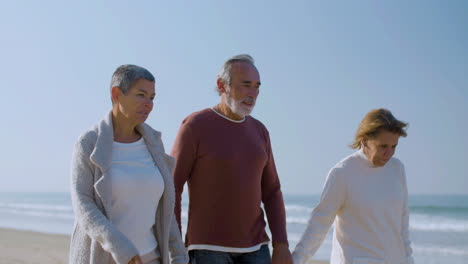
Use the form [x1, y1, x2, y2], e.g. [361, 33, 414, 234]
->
[357, 149, 382, 169]
[210, 108, 246, 123]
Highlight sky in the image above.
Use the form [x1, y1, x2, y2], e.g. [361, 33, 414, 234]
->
[1, 1, 467, 194]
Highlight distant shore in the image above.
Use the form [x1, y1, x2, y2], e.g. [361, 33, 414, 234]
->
[0, 227, 328, 264]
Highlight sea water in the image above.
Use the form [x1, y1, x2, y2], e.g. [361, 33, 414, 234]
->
[0, 192, 466, 263]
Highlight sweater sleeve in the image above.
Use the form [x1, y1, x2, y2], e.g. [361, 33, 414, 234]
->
[171, 120, 197, 233]
[261, 129, 288, 245]
[70, 134, 139, 264]
[292, 167, 346, 264]
[400, 164, 414, 264]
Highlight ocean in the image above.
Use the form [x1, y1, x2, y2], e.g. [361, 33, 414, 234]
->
[0, 192, 467, 263]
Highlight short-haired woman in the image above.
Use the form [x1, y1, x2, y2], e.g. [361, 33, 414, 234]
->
[69, 65, 188, 264]
[293, 109, 414, 264]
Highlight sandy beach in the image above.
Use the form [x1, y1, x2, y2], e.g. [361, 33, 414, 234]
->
[0, 227, 328, 264]
[0, 228, 70, 264]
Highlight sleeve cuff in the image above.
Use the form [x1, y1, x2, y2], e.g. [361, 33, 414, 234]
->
[292, 252, 308, 264]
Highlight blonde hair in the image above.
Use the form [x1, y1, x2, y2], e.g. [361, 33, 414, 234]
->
[351, 108, 408, 149]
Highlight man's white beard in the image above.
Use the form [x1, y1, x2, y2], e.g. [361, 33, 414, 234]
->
[225, 88, 255, 118]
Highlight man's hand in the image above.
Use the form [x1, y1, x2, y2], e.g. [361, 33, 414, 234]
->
[272, 242, 293, 264]
[128, 255, 143, 264]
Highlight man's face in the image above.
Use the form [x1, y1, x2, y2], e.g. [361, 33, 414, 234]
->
[223, 62, 261, 117]
[114, 79, 155, 125]
[363, 130, 400, 167]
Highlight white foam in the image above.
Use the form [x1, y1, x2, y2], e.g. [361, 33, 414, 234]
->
[286, 216, 310, 224]
[413, 245, 468, 256]
[282, 205, 468, 233]
[0, 202, 72, 212]
[0, 202, 74, 219]
[410, 214, 468, 232]
[1, 208, 74, 219]
[285, 205, 313, 213]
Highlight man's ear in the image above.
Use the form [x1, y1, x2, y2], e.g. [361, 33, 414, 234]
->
[111, 87, 121, 104]
[216, 78, 227, 94]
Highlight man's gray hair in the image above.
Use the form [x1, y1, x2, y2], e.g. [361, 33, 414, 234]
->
[110, 64, 155, 95]
[216, 54, 255, 95]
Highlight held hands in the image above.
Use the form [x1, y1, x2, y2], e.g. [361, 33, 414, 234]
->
[128, 255, 143, 264]
[272, 243, 293, 264]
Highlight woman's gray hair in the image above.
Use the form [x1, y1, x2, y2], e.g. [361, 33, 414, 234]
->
[216, 54, 255, 95]
[110, 64, 155, 94]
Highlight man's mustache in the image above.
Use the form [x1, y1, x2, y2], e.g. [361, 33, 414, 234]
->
[242, 97, 256, 104]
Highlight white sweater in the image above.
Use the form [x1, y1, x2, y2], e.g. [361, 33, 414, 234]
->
[108, 138, 165, 255]
[293, 150, 414, 264]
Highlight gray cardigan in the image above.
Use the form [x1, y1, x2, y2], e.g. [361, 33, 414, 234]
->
[69, 112, 189, 264]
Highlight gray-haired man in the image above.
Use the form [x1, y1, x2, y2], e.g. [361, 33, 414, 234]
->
[171, 54, 293, 264]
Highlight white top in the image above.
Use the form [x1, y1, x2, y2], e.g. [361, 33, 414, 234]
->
[293, 150, 414, 264]
[210, 108, 246, 123]
[187, 242, 270, 253]
[107, 138, 165, 255]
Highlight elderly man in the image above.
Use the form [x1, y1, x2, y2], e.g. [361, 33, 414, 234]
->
[171, 54, 292, 264]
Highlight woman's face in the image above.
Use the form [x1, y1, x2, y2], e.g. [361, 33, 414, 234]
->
[363, 130, 400, 167]
[115, 79, 155, 125]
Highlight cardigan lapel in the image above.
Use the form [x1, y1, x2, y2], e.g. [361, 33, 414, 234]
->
[90, 112, 114, 173]
[90, 112, 114, 211]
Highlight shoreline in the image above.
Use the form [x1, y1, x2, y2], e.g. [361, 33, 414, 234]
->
[0, 227, 329, 264]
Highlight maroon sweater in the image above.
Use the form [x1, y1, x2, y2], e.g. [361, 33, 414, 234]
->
[171, 108, 288, 249]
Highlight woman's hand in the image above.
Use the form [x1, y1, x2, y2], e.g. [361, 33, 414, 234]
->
[128, 255, 143, 264]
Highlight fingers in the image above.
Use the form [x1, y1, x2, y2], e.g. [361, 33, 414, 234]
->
[129, 255, 143, 264]
[134, 255, 143, 264]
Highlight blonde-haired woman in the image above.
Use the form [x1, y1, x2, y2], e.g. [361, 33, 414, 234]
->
[293, 109, 414, 264]
[69, 65, 188, 264]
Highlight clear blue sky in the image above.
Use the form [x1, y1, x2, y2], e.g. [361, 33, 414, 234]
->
[1, 1, 467, 194]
